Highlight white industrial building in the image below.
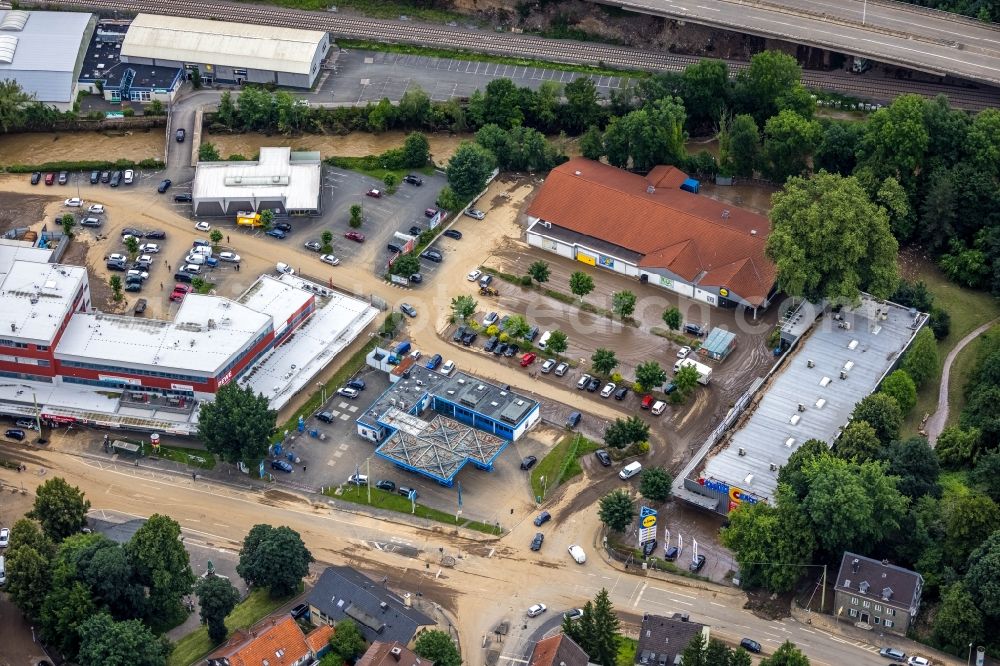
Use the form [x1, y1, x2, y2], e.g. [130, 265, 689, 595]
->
[0, 10, 96, 110]
[120, 14, 331, 88]
[192, 147, 322, 217]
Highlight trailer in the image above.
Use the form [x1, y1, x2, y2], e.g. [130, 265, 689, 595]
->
[236, 211, 262, 227]
[673, 358, 712, 385]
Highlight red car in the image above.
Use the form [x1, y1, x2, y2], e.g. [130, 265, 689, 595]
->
[641, 395, 654, 410]
[520, 352, 537, 367]
[345, 231, 365, 242]
[170, 284, 192, 302]
[366, 188, 381, 198]
[44, 172, 55, 185]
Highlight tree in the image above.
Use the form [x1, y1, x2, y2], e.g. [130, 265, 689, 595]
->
[547, 330, 568, 354]
[450, 294, 477, 321]
[662, 307, 682, 330]
[761, 110, 822, 183]
[414, 629, 461, 666]
[635, 361, 667, 392]
[198, 382, 276, 463]
[903, 327, 938, 388]
[734, 51, 803, 125]
[851, 393, 903, 444]
[723, 114, 761, 178]
[765, 171, 898, 302]
[8, 518, 56, 561]
[403, 131, 430, 168]
[127, 514, 195, 627]
[943, 491, 1000, 565]
[321, 229, 334, 254]
[591, 348, 618, 376]
[259, 208, 274, 231]
[196, 575, 240, 643]
[971, 449, 1000, 503]
[502, 314, 530, 340]
[198, 142, 220, 161]
[834, 420, 881, 462]
[680, 59, 730, 132]
[885, 436, 940, 500]
[397, 86, 431, 128]
[215, 91, 236, 127]
[587, 588, 621, 666]
[60, 213, 75, 238]
[0, 78, 34, 132]
[932, 582, 984, 656]
[383, 172, 399, 192]
[28, 476, 91, 542]
[366, 97, 395, 132]
[447, 142, 496, 198]
[639, 467, 672, 502]
[481, 78, 525, 129]
[349, 204, 363, 228]
[672, 364, 700, 402]
[325, 618, 367, 663]
[527, 260, 550, 285]
[74, 535, 146, 621]
[777, 439, 830, 500]
[209, 229, 224, 248]
[564, 77, 601, 133]
[604, 416, 650, 449]
[611, 290, 637, 320]
[435, 186, 464, 212]
[879, 370, 917, 415]
[580, 125, 605, 160]
[5, 542, 52, 621]
[602, 98, 688, 171]
[237, 524, 313, 597]
[759, 641, 810, 666]
[391, 253, 420, 277]
[875, 176, 914, 241]
[569, 271, 595, 300]
[814, 121, 862, 175]
[598, 489, 635, 532]
[124, 234, 140, 258]
[965, 530, 1000, 617]
[78, 612, 169, 666]
[857, 94, 929, 189]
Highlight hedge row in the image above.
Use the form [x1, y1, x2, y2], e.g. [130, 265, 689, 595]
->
[1, 158, 165, 173]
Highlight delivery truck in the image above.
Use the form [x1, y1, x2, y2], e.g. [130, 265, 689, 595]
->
[673, 358, 712, 385]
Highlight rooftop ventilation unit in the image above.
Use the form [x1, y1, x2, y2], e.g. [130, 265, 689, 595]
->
[807, 359, 815, 368]
[784, 437, 796, 447]
[790, 414, 801, 425]
[738, 447, 746, 456]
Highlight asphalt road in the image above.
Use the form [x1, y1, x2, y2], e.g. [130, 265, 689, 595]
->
[599, 0, 1000, 86]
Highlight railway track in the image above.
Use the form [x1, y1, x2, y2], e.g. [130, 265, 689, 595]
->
[41, 0, 1000, 111]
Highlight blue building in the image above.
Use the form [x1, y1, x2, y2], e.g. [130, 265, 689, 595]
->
[356, 349, 541, 486]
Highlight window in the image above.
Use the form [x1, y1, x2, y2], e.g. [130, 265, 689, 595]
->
[863, 600, 871, 608]
[875, 604, 882, 612]
[37, 359, 50, 367]
[851, 596, 859, 605]
[37, 345, 49, 351]
[849, 609, 858, 618]
[873, 616, 881, 625]
[886, 608, 895, 616]
[885, 620, 894, 628]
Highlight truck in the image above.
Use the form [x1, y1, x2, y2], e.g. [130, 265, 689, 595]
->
[388, 341, 412, 365]
[236, 211, 262, 227]
[673, 358, 712, 385]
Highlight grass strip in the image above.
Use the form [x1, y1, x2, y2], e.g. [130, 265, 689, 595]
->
[325, 485, 501, 535]
[530, 434, 601, 499]
[325, 155, 434, 182]
[167, 588, 295, 666]
[154, 444, 216, 470]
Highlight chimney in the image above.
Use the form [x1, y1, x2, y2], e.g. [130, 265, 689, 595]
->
[882, 559, 889, 566]
[851, 558, 860, 574]
[380, 601, 389, 612]
[391, 647, 403, 661]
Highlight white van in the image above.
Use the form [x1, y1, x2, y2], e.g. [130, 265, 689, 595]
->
[619, 461, 642, 480]
[537, 330, 552, 350]
[191, 246, 212, 258]
[651, 401, 666, 415]
[0, 555, 6, 586]
[276, 262, 295, 275]
[184, 253, 206, 265]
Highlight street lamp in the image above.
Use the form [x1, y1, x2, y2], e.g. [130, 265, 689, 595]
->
[862, 0, 868, 25]
[968, 643, 974, 666]
[316, 381, 326, 404]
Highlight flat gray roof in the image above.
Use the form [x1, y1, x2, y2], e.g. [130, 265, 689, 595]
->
[0, 11, 93, 102]
[434, 371, 538, 425]
[698, 297, 923, 503]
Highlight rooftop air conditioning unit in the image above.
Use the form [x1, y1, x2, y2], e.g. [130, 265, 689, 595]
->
[840, 370, 848, 380]
[738, 448, 746, 456]
[807, 359, 815, 368]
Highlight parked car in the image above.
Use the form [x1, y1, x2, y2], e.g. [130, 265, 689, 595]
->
[315, 411, 334, 423]
[739, 639, 761, 654]
[387, 242, 403, 254]
[443, 229, 462, 239]
[44, 172, 55, 185]
[89, 170, 100, 184]
[175, 128, 186, 142]
[403, 174, 423, 186]
[375, 480, 395, 491]
[614, 386, 629, 400]
[366, 188, 382, 198]
[440, 360, 455, 375]
[88, 204, 105, 214]
[664, 546, 679, 561]
[461, 330, 477, 346]
[5, 428, 26, 441]
[554, 362, 569, 376]
[586, 377, 601, 392]
[290, 603, 309, 619]
[347, 473, 369, 486]
[482, 311, 499, 326]
[124, 281, 141, 293]
[520, 352, 536, 367]
[345, 231, 365, 242]
[564, 608, 584, 621]
[520, 455, 537, 470]
[139, 243, 159, 254]
[271, 459, 293, 473]
[275, 222, 292, 232]
[170, 284, 192, 301]
[600, 382, 616, 398]
[14, 420, 37, 431]
[110, 171, 123, 187]
[409, 273, 422, 284]
[106, 260, 127, 272]
[533, 511, 551, 527]
[465, 208, 485, 220]
[664, 381, 677, 394]
[304, 240, 322, 252]
[467, 269, 482, 282]
[483, 336, 499, 353]
[64, 197, 83, 207]
[424, 207, 438, 218]
[689, 554, 706, 572]
[503, 344, 518, 358]
[595, 449, 612, 466]
[677, 346, 691, 358]
[642, 539, 658, 558]
[99, 171, 111, 183]
[577, 374, 593, 390]
[398, 486, 417, 498]
[219, 252, 241, 262]
[57, 171, 68, 185]
[144, 229, 166, 239]
[568, 545, 586, 564]
[174, 193, 192, 202]
[31, 172, 41, 185]
[652, 401, 666, 415]
[0, 527, 9, 547]
[530, 532, 544, 551]
[400, 303, 417, 318]
[157, 179, 172, 193]
[408, 225, 422, 237]
[684, 323, 704, 337]
[320, 254, 340, 266]
[266, 229, 287, 239]
[173, 271, 194, 283]
[907, 658, 930, 666]
[527, 603, 547, 618]
[337, 387, 360, 399]
[195, 221, 211, 232]
[493, 343, 507, 357]
[123, 169, 134, 184]
[346, 378, 366, 391]
[80, 217, 102, 227]
[452, 325, 467, 342]
[878, 648, 906, 663]
[420, 249, 443, 263]
[540, 358, 556, 373]
[479, 274, 493, 288]
[566, 411, 582, 429]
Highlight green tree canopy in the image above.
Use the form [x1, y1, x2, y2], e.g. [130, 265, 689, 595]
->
[965, 530, 1000, 617]
[403, 131, 431, 168]
[759, 641, 810, 666]
[761, 110, 822, 183]
[327, 618, 368, 663]
[662, 307, 682, 330]
[879, 370, 917, 415]
[28, 476, 91, 542]
[598, 489, 635, 532]
[414, 629, 461, 666]
[569, 271, 595, 300]
[852, 393, 904, 444]
[450, 294, 477, 321]
[196, 575, 241, 643]
[547, 330, 569, 354]
[931, 582, 985, 656]
[197, 382, 277, 463]
[446, 142, 496, 198]
[78, 612, 169, 666]
[765, 171, 899, 302]
[588, 589, 621, 666]
[884, 436, 941, 500]
[635, 361, 667, 392]
[580, 125, 605, 160]
[734, 51, 802, 125]
[943, 490, 1000, 565]
[680, 59, 730, 132]
[503, 314, 530, 340]
[776, 439, 831, 500]
[673, 364, 701, 401]
[591, 348, 619, 376]
[237, 524, 313, 597]
[604, 416, 650, 450]
[722, 113, 761, 178]
[397, 86, 431, 128]
[857, 94, 929, 189]
[127, 514, 195, 627]
[0, 78, 34, 132]
[813, 120, 862, 175]
[902, 327, 938, 388]
[528, 260, 550, 284]
[611, 290, 637, 320]
[5, 542, 52, 622]
[639, 467, 673, 503]
[391, 254, 421, 277]
[563, 77, 602, 133]
[833, 420, 881, 463]
[604, 98, 687, 171]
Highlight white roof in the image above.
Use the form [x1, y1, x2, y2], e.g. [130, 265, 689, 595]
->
[56, 295, 271, 375]
[193, 148, 321, 211]
[121, 14, 326, 75]
[0, 11, 93, 102]
[0, 261, 85, 344]
[237, 274, 313, 336]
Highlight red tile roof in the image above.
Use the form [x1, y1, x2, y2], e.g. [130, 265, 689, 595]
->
[206, 615, 311, 666]
[305, 624, 335, 654]
[356, 640, 432, 666]
[526, 158, 776, 305]
[529, 634, 589, 666]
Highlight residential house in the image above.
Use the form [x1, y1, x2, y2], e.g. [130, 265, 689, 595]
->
[205, 614, 333, 666]
[356, 640, 432, 666]
[635, 613, 709, 665]
[529, 633, 590, 666]
[834, 552, 924, 635]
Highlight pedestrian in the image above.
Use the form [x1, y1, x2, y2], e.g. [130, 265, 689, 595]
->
[192, 472, 197, 481]
[168, 263, 172, 271]
[236, 263, 240, 272]
[510, 508, 514, 515]
[303, 465, 307, 472]
[227, 235, 230, 243]
[164, 259, 168, 267]
[160, 282, 163, 290]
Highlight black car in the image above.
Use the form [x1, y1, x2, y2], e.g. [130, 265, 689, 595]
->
[493, 343, 506, 357]
[533, 511, 551, 527]
[503, 344, 518, 358]
[586, 377, 601, 392]
[375, 480, 395, 492]
[526, 325, 539, 341]
[174, 193, 192, 202]
[420, 249, 442, 263]
[484, 336, 499, 352]
[409, 273, 422, 284]
[408, 225, 422, 236]
[143, 229, 166, 240]
[613, 386, 629, 400]
[5, 428, 26, 441]
[176, 128, 186, 142]
[134, 298, 147, 315]
[403, 174, 423, 186]
[452, 325, 467, 342]
[315, 411, 334, 423]
[125, 281, 142, 292]
[121, 227, 144, 238]
[595, 449, 612, 466]
[157, 179, 172, 193]
[642, 539, 658, 558]
[290, 603, 310, 619]
[566, 411, 581, 429]
[398, 485, 417, 498]
[80, 218, 102, 227]
[443, 229, 462, 239]
[520, 455, 537, 470]
[90, 170, 100, 184]
[106, 261, 127, 272]
[100, 171, 111, 183]
[270, 459, 293, 473]
[174, 271, 194, 283]
[689, 554, 706, 572]
[110, 170, 122, 187]
[461, 330, 478, 346]
[275, 222, 293, 232]
[31, 171, 41, 184]
[530, 532, 544, 551]
[346, 378, 366, 391]
[664, 546, 679, 561]
[739, 639, 761, 654]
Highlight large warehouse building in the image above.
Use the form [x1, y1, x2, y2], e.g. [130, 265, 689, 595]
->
[0, 10, 96, 110]
[192, 148, 322, 217]
[526, 158, 777, 314]
[120, 14, 331, 88]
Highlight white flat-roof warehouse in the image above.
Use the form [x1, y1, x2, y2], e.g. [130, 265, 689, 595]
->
[120, 14, 331, 88]
[677, 297, 925, 515]
[192, 148, 322, 217]
[0, 10, 96, 108]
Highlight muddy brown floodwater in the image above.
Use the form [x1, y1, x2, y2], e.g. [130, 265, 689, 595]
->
[0, 130, 166, 166]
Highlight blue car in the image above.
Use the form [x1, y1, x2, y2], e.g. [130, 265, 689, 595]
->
[270, 459, 293, 473]
[425, 353, 442, 370]
[265, 228, 287, 239]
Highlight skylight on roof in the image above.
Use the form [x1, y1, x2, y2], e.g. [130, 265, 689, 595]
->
[0, 35, 18, 64]
[0, 11, 29, 31]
